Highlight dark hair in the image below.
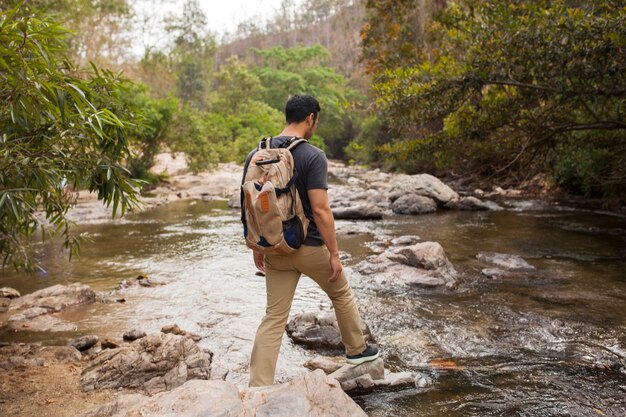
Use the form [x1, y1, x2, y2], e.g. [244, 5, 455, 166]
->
[285, 94, 321, 124]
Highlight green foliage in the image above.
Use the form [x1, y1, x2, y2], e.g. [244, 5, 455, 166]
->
[0, 4, 141, 270]
[365, 0, 626, 199]
[251, 44, 360, 158]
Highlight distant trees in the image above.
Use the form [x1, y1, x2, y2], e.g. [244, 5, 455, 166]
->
[355, 0, 626, 199]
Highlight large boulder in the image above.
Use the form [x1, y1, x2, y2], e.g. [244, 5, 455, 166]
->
[476, 252, 535, 271]
[329, 358, 385, 391]
[355, 241, 458, 288]
[9, 283, 96, 312]
[286, 312, 374, 350]
[332, 204, 383, 220]
[80, 333, 212, 394]
[444, 196, 493, 211]
[391, 194, 437, 215]
[389, 174, 460, 206]
[81, 369, 367, 417]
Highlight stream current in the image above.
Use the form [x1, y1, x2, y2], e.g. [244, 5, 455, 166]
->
[1, 198, 625, 416]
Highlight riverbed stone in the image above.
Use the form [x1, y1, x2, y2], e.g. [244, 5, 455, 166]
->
[329, 358, 385, 391]
[69, 335, 99, 352]
[389, 174, 460, 206]
[391, 235, 421, 246]
[0, 344, 81, 370]
[82, 369, 366, 417]
[101, 339, 119, 349]
[332, 204, 383, 220]
[286, 312, 374, 350]
[476, 252, 536, 271]
[0, 287, 21, 299]
[122, 329, 146, 341]
[227, 188, 241, 208]
[444, 196, 492, 211]
[0, 297, 9, 313]
[304, 356, 344, 374]
[80, 333, 212, 394]
[9, 283, 96, 312]
[391, 194, 437, 215]
[355, 241, 458, 288]
[5, 312, 76, 332]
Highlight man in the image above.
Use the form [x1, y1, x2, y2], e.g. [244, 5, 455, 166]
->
[241, 94, 378, 387]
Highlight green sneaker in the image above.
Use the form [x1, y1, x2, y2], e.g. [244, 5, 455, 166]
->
[346, 345, 379, 365]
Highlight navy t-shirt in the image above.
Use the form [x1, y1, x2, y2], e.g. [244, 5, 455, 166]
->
[241, 136, 328, 246]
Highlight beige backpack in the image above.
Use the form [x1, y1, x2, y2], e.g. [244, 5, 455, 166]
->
[242, 137, 309, 255]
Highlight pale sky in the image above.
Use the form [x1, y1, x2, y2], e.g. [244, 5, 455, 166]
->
[200, 0, 294, 34]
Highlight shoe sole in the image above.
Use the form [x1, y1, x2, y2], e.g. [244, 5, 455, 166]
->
[346, 351, 379, 365]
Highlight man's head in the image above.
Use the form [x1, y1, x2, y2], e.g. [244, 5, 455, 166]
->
[285, 94, 320, 139]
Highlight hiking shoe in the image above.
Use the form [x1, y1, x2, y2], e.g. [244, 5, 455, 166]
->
[346, 345, 379, 365]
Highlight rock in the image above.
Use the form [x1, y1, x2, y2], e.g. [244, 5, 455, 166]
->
[355, 241, 458, 288]
[69, 335, 99, 352]
[0, 287, 21, 299]
[335, 222, 373, 236]
[8, 307, 48, 321]
[387, 371, 415, 387]
[444, 196, 491, 211]
[0, 344, 81, 370]
[304, 356, 344, 374]
[286, 312, 374, 350]
[391, 235, 421, 246]
[9, 283, 96, 312]
[416, 373, 433, 387]
[243, 369, 367, 417]
[5, 313, 76, 332]
[101, 339, 120, 350]
[332, 205, 383, 220]
[0, 297, 9, 313]
[228, 189, 241, 208]
[481, 268, 507, 279]
[388, 242, 458, 284]
[161, 324, 185, 335]
[122, 329, 146, 341]
[329, 358, 385, 391]
[391, 194, 437, 215]
[118, 275, 162, 290]
[82, 369, 367, 417]
[476, 252, 535, 271]
[80, 333, 212, 394]
[389, 174, 460, 206]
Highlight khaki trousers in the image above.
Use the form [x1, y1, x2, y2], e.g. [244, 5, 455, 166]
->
[249, 244, 366, 387]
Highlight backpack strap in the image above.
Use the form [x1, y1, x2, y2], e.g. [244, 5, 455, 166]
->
[274, 169, 298, 197]
[286, 137, 307, 151]
[258, 137, 273, 151]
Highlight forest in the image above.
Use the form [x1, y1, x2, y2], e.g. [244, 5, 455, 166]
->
[1, 0, 625, 268]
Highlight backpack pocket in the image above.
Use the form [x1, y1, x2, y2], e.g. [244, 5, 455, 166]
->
[282, 215, 305, 250]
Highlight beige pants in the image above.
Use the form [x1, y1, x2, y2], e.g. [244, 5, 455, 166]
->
[249, 244, 366, 387]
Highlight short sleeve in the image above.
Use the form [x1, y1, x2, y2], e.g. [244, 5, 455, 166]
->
[305, 150, 328, 190]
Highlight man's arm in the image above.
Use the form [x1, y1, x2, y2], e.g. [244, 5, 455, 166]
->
[308, 188, 342, 282]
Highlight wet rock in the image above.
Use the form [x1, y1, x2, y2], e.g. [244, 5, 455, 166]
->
[227, 188, 241, 208]
[82, 369, 366, 417]
[481, 268, 507, 279]
[476, 252, 535, 271]
[332, 205, 383, 220]
[8, 306, 49, 321]
[355, 241, 458, 288]
[80, 333, 212, 394]
[391, 194, 437, 215]
[286, 312, 374, 350]
[416, 373, 433, 387]
[391, 235, 421, 246]
[5, 313, 76, 332]
[0, 287, 21, 299]
[444, 196, 492, 211]
[304, 356, 344, 374]
[329, 358, 385, 391]
[389, 174, 460, 206]
[101, 339, 119, 350]
[69, 335, 99, 352]
[122, 329, 146, 341]
[118, 275, 162, 290]
[387, 371, 415, 387]
[9, 283, 96, 312]
[335, 222, 373, 236]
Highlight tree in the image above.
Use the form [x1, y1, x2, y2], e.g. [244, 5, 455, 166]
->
[368, 1, 626, 198]
[0, 5, 141, 270]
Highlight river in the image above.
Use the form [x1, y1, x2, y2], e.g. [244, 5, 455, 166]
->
[1, 198, 625, 416]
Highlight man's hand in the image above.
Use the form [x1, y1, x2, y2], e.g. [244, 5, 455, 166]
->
[329, 253, 342, 283]
[253, 251, 265, 273]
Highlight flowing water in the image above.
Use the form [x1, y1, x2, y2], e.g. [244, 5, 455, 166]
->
[1, 198, 625, 416]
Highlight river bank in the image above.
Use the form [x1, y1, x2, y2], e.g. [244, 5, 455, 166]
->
[1, 153, 625, 416]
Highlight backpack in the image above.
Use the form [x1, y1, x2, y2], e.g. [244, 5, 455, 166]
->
[242, 136, 309, 255]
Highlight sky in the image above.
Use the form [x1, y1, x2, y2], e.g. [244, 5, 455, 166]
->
[199, 0, 292, 35]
